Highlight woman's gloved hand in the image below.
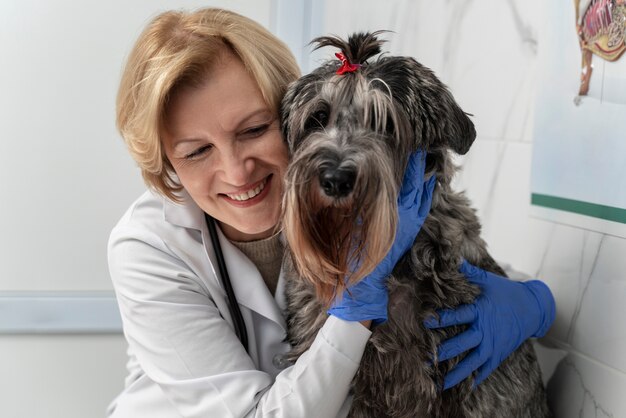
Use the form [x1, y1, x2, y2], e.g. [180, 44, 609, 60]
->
[328, 150, 436, 323]
[424, 260, 556, 390]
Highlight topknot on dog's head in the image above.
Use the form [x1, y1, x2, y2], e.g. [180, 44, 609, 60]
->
[311, 31, 388, 67]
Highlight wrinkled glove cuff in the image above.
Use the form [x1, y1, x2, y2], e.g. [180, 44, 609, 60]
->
[327, 302, 388, 324]
[524, 280, 556, 338]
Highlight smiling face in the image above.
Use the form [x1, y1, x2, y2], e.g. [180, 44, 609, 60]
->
[163, 50, 289, 242]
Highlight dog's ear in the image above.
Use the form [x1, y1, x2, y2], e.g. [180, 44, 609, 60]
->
[280, 66, 335, 153]
[280, 74, 314, 151]
[380, 57, 476, 155]
[280, 80, 298, 149]
[431, 87, 476, 155]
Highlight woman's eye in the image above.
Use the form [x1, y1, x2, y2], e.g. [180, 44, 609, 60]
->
[242, 124, 270, 137]
[185, 144, 212, 160]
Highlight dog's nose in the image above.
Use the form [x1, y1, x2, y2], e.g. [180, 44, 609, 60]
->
[319, 167, 356, 198]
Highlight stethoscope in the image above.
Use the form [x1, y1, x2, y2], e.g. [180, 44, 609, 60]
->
[205, 213, 249, 353]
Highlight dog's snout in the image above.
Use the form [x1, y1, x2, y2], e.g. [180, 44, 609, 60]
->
[319, 167, 356, 198]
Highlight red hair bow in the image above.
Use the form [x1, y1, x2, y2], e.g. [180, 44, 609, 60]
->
[335, 52, 361, 75]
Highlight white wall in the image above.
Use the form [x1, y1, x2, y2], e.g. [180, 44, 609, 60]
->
[319, 0, 626, 416]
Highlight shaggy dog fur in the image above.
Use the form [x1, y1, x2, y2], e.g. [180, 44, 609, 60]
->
[279, 32, 551, 418]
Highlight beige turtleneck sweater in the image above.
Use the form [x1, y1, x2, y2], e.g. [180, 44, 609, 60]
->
[230, 232, 284, 295]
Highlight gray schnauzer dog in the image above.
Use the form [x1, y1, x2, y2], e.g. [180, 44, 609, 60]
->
[279, 32, 551, 418]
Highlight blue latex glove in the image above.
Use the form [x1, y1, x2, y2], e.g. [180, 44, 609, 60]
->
[328, 150, 437, 323]
[424, 260, 556, 390]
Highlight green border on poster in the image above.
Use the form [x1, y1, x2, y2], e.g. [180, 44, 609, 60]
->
[531, 194, 626, 224]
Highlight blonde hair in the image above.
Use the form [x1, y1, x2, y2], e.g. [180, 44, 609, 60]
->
[116, 8, 301, 200]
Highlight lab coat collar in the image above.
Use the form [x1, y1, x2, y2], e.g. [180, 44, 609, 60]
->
[216, 227, 287, 332]
[162, 190, 287, 331]
[163, 190, 205, 231]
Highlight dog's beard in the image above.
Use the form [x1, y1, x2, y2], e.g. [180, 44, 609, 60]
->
[282, 148, 398, 306]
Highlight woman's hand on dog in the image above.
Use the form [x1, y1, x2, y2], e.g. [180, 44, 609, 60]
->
[327, 150, 436, 325]
[424, 260, 556, 390]
[370, 149, 436, 280]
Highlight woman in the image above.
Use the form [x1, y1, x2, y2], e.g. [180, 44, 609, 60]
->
[109, 8, 555, 417]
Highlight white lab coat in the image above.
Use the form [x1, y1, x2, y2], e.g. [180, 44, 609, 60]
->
[107, 190, 371, 418]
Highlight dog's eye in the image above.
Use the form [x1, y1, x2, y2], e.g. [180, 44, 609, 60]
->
[370, 114, 395, 135]
[304, 110, 329, 132]
[385, 115, 395, 134]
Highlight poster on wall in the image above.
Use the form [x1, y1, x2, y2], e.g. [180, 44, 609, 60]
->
[531, 0, 626, 238]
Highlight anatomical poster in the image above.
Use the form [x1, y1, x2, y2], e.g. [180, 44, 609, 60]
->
[531, 0, 626, 238]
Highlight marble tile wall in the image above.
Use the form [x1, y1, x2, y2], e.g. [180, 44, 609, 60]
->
[317, 1, 626, 416]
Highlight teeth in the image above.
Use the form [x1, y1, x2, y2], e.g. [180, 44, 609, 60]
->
[227, 178, 266, 201]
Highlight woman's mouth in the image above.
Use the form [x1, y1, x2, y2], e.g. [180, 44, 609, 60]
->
[222, 175, 272, 206]
[226, 177, 268, 201]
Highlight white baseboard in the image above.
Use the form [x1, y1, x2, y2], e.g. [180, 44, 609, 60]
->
[0, 292, 122, 334]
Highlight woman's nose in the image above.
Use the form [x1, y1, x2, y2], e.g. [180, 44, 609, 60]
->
[219, 147, 253, 186]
